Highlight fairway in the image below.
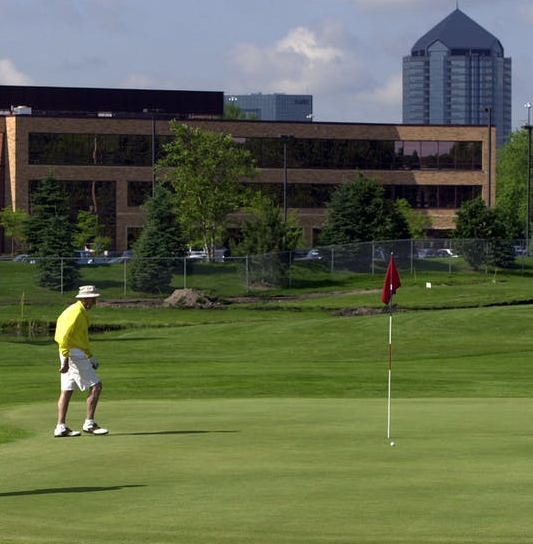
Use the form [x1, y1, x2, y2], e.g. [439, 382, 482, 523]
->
[2, 398, 533, 544]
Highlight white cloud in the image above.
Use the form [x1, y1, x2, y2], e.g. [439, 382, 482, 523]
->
[276, 26, 342, 63]
[0, 59, 33, 85]
[228, 21, 373, 96]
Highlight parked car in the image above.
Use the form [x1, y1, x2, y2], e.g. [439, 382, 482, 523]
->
[214, 248, 230, 262]
[435, 248, 458, 258]
[13, 254, 35, 264]
[514, 245, 527, 256]
[373, 247, 387, 260]
[74, 249, 111, 265]
[187, 249, 207, 261]
[293, 249, 322, 261]
[107, 250, 134, 264]
[416, 248, 437, 258]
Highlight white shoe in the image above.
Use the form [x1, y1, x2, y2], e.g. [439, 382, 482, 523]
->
[82, 422, 108, 435]
[54, 427, 81, 438]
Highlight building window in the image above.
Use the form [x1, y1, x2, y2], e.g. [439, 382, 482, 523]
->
[128, 181, 152, 207]
[240, 137, 481, 171]
[28, 133, 170, 166]
[385, 184, 482, 208]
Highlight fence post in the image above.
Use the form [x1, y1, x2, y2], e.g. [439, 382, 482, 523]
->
[60, 258, 64, 294]
[123, 260, 127, 296]
[246, 255, 249, 293]
[183, 258, 187, 289]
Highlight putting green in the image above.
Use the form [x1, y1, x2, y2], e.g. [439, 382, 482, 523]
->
[2, 398, 533, 544]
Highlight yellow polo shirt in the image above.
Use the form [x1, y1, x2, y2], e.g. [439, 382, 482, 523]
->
[54, 300, 92, 358]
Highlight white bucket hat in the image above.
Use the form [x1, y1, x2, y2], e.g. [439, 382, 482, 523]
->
[76, 285, 100, 298]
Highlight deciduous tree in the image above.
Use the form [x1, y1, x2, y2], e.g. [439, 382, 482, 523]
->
[0, 206, 29, 254]
[496, 128, 530, 238]
[158, 122, 257, 260]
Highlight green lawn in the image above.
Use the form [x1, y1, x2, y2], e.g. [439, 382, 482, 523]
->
[3, 264, 533, 543]
[2, 398, 533, 544]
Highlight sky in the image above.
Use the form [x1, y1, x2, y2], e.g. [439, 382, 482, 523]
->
[0, 0, 531, 130]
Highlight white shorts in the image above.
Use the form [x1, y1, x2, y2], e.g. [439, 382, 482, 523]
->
[60, 348, 100, 392]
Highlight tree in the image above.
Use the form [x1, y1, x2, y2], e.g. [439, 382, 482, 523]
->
[158, 122, 257, 261]
[454, 197, 514, 269]
[234, 194, 302, 256]
[24, 172, 80, 290]
[129, 182, 187, 294]
[232, 194, 302, 287]
[496, 128, 529, 238]
[0, 207, 29, 254]
[75, 210, 112, 253]
[319, 174, 410, 245]
[396, 198, 432, 238]
[224, 102, 258, 120]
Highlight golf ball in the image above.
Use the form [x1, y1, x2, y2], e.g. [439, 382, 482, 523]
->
[390, 441, 395, 446]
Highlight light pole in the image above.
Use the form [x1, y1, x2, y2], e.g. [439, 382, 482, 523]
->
[143, 108, 164, 197]
[279, 135, 293, 223]
[525, 103, 532, 254]
[485, 106, 492, 207]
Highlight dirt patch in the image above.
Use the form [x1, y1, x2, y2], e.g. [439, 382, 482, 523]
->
[162, 288, 224, 309]
[99, 288, 383, 311]
[333, 307, 387, 316]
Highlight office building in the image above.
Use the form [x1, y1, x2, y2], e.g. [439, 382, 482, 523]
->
[225, 93, 313, 122]
[0, 87, 493, 252]
[403, 8, 511, 148]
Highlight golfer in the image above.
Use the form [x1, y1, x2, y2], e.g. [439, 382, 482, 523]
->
[53, 285, 108, 437]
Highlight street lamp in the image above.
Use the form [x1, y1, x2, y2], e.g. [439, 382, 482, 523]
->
[524, 103, 532, 254]
[279, 135, 293, 223]
[484, 106, 492, 207]
[143, 108, 164, 197]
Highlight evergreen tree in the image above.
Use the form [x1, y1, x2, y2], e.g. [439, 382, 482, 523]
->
[24, 172, 80, 290]
[454, 197, 514, 269]
[234, 194, 302, 256]
[232, 194, 302, 287]
[129, 182, 186, 294]
[319, 174, 410, 245]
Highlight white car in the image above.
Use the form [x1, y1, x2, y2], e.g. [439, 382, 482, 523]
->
[188, 250, 207, 261]
[436, 248, 458, 258]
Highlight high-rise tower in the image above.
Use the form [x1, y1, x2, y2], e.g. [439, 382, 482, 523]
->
[403, 8, 511, 147]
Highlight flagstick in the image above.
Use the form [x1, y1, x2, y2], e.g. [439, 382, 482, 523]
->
[381, 253, 400, 442]
[387, 291, 393, 439]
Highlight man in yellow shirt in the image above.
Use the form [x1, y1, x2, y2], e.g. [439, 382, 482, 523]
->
[54, 285, 108, 437]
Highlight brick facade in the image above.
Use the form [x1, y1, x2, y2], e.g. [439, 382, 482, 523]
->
[0, 115, 493, 252]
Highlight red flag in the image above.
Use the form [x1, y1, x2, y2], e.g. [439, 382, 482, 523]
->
[381, 254, 401, 304]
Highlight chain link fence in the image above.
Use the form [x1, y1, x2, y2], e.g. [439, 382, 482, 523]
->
[2, 238, 529, 297]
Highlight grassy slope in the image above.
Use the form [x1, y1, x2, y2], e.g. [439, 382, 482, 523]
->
[3, 264, 533, 543]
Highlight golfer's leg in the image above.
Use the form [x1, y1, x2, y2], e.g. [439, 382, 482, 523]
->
[86, 381, 102, 420]
[57, 390, 73, 425]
